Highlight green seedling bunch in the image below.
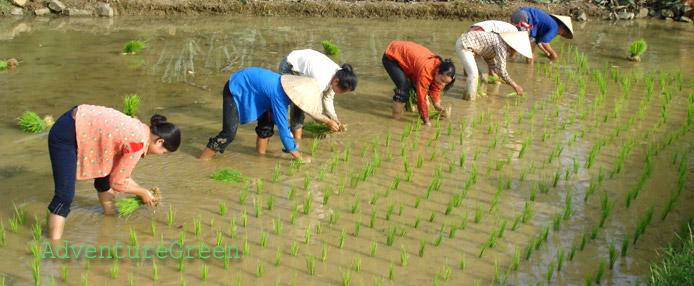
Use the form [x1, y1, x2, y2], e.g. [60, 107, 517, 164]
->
[122, 94, 141, 117]
[628, 39, 647, 62]
[18, 111, 48, 133]
[123, 41, 146, 54]
[322, 40, 339, 55]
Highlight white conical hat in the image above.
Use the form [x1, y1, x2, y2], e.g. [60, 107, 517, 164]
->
[499, 31, 533, 59]
[280, 75, 325, 121]
[550, 15, 574, 39]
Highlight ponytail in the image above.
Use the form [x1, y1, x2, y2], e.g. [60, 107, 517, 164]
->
[431, 56, 456, 92]
[149, 114, 181, 152]
[334, 63, 358, 92]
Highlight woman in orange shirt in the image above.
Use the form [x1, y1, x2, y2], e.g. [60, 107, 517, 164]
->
[47, 105, 181, 240]
[382, 41, 456, 125]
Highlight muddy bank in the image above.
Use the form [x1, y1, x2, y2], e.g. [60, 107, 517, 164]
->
[12, 0, 604, 19]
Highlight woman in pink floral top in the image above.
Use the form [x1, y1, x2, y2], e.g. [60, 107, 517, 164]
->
[47, 104, 181, 240]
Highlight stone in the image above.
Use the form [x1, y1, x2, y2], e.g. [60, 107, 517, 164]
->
[660, 8, 675, 19]
[48, 0, 66, 13]
[34, 8, 51, 16]
[11, 0, 27, 7]
[617, 11, 635, 20]
[95, 3, 113, 17]
[649, 9, 657, 17]
[671, 4, 683, 17]
[575, 12, 587, 22]
[10, 7, 23, 16]
[678, 16, 692, 22]
[636, 8, 649, 19]
[682, 6, 692, 17]
[63, 8, 92, 16]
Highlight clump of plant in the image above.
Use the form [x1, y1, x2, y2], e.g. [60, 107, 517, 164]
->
[18, 111, 54, 133]
[115, 187, 161, 217]
[627, 39, 647, 62]
[322, 40, 339, 55]
[123, 41, 146, 55]
[211, 168, 252, 182]
[122, 94, 141, 117]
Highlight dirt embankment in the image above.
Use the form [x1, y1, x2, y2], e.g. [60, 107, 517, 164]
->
[16, 0, 606, 19]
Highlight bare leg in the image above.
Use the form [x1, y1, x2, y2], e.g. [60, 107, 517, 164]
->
[392, 102, 406, 120]
[199, 147, 217, 161]
[292, 128, 303, 140]
[256, 137, 269, 154]
[47, 213, 66, 240]
[98, 190, 116, 215]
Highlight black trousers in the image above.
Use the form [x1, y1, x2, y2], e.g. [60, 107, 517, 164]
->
[382, 53, 411, 103]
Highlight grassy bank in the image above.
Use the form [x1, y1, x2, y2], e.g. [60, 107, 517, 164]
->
[649, 220, 694, 286]
[14, 0, 604, 19]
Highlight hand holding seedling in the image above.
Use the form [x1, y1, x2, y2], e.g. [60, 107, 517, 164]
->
[512, 83, 524, 96]
[433, 101, 444, 111]
[325, 119, 340, 132]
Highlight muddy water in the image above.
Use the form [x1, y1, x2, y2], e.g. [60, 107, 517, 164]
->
[1, 16, 694, 285]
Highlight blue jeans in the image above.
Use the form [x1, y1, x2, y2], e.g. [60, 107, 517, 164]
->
[48, 107, 111, 217]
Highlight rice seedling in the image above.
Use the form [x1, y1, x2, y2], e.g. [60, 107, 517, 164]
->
[129, 226, 138, 246]
[152, 260, 159, 281]
[479, 244, 488, 258]
[194, 217, 202, 237]
[212, 168, 251, 183]
[243, 236, 250, 256]
[273, 162, 281, 183]
[386, 224, 400, 246]
[31, 218, 41, 241]
[596, 258, 605, 283]
[31, 257, 39, 286]
[17, 111, 47, 133]
[61, 263, 68, 281]
[429, 212, 437, 223]
[474, 205, 483, 223]
[81, 273, 88, 286]
[661, 190, 678, 221]
[322, 40, 339, 55]
[178, 225, 186, 245]
[339, 227, 347, 248]
[290, 241, 299, 256]
[414, 215, 421, 229]
[591, 224, 600, 240]
[351, 195, 360, 214]
[123, 40, 146, 54]
[353, 255, 362, 272]
[304, 173, 311, 190]
[522, 201, 534, 223]
[512, 245, 520, 270]
[150, 219, 156, 236]
[580, 231, 588, 250]
[511, 214, 522, 231]
[306, 255, 316, 275]
[0, 222, 5, 247]
[627, 39, 647, 62]
[585, 273, 593, 286]
[354, 213, 361, 237]
[370, 241, 378, 257]
[330, 210, 340, 225]
[621, 235, 630, 256]
[547, 260, 554, 283]
[400, 244, 408, 267]
[304, 192, 313, 214]
[230, 217, 237, 238]
[609, 241, 617, 269]
[260, 231, 268, 247]
[599, 192, 615, 227]
[341, 267, 353, 286]
[167, 205, 175, 227]
[178, 256, 185, 272]
[386, 202, 395, 221]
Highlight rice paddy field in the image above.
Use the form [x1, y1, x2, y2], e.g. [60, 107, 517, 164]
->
[1, 16, 693, 285]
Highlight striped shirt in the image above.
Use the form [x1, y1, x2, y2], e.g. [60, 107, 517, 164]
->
[459, 31, 515, 85]
[385, 41, 442, 120]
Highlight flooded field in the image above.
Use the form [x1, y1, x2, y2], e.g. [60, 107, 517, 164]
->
[1, 16, 693, 285]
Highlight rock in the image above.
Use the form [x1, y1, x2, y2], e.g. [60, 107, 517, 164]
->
[671, 4, 683, 17]
[11, 0, 27, 7]
[682, 6, 692, 17]
[94, 3, 113, 17]
[10, 7, 23, 16]
[660, 8, 675, 19]
[636, 8, 649, 18]
[678, 16, 692, 22]
[34, 8, 51, 16]
[63, 8, 92, 16]
[48, 0, 66, 13]
[617, 10, 635, 20]
[575, 12, 587, 22]
[649, 9, 657, 17]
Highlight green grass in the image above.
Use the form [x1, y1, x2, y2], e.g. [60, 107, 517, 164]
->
[123, 41, 146, 54]
[212, 168, 252, 183]
[18, 111, 47, 133]
[321, 40, 339, 55]
[649, 228, 694, 285]
[122, 94, 141, 117]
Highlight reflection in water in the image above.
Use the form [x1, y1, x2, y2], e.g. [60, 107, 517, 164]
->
[0, 16, 693, 285]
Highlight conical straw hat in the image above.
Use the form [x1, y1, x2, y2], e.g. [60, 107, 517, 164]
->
[280, 75, 325, 121]
[499, 31, 533, 59]
[550, 15, 574, 39]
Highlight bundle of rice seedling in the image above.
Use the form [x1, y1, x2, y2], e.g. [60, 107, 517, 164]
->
[627, 39, 647, 62]
[123, 41, 146, 55]
[123, 94, 141, 117]
[116, 187, 161, 218]
[304, 121, 346, 138]
[487, 75, 502, 83]
[211, 168, 251, 183]
[539, 53, 550, 59]
[17, 111, 47, 133]
[321, 41, 339, 56]
[429, 106, 452, 119]
[0, 60, 7, 70]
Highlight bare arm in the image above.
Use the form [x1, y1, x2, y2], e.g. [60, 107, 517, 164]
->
[537, 42, 558, 61]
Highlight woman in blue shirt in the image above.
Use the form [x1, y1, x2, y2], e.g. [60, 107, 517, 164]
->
[199, 67, 323, 162]
[510, 7, 574, 64]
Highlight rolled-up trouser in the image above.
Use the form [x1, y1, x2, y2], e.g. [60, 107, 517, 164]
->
[382, 53, 411, 103]
[278, 56, 308, 130]
[456, 36, 488, 101]
[207, 81, 240, 153]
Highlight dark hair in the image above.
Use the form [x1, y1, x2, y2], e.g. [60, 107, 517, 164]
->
[334, 64, 358, 92]
[432, 56, 456, 92]
[150, 114, 181, 152]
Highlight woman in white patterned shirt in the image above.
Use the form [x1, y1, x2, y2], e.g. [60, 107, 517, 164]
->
[455, 31, 532, 101]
